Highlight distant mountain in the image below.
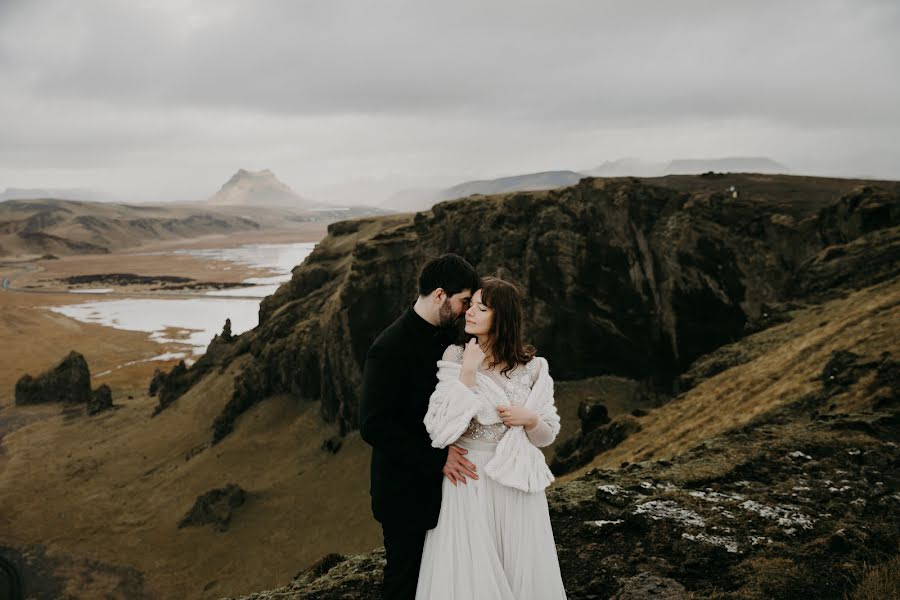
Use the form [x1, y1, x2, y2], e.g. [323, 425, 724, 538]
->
[664, 157, 789, 175]
[583, 158, 666, 178]
[0, 187, 109, 202]
[382, 171, 586, 212]
[206, 169, 313, 208]
[439, 170, 584, 201]
[0, 196, 392, 258]
[584, 157, 790, 178]
[381, 161, 794, 213]
[0, 198, 264, 258]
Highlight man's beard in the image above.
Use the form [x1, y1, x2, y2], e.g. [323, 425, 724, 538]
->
[438, 298, 458, 328]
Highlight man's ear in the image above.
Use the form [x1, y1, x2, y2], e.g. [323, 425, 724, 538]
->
[432, 287, 446, 303]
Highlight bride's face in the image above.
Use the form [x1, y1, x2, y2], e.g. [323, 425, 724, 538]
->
[464, 289, 492, 336]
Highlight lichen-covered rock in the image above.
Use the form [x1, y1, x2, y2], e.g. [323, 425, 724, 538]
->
[610, 572, 687, 599]
[14, 350, 92, 405]
[222, 550, 385, 600]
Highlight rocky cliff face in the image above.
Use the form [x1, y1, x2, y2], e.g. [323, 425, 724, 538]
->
[171, 173, 899, 444]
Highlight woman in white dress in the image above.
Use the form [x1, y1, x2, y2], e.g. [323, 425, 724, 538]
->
[416, 274, 567, 600]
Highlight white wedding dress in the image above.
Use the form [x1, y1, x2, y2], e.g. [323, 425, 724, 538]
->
[415, 350, 567, 600]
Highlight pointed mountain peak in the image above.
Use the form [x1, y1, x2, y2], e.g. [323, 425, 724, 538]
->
[208, 169, 311, 208]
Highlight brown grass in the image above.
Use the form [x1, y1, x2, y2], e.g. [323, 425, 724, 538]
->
[845, 555, 900, 600]
[556, 276, 900, 484]
[0, 226, 385, 599]
[0, 339, 380, 600]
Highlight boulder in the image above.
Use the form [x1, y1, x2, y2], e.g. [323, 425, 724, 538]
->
[87, 384, 113, 415]
[578, 400, 611, 435]
[14, 351, 92, 405]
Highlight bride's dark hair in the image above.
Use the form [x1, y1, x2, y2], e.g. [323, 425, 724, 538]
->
[475, 269, 536, 377]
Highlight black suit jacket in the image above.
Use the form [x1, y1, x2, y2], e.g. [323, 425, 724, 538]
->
[359, 306, 452, 530]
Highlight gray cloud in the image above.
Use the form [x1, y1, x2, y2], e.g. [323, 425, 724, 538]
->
[0, 0, 898, 202]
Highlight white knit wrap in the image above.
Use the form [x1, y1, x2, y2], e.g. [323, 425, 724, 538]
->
[423, 356, 560, 493]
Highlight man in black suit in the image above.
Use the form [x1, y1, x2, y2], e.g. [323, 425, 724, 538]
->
[360, 254, 480, 600]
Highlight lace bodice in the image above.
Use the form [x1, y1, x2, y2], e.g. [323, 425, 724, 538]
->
[452, 345, 540, 443]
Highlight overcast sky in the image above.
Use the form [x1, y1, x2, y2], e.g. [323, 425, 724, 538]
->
[1, 0, 898, 204]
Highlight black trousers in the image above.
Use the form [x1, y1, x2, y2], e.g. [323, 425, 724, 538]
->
[381, 522, 427, 600]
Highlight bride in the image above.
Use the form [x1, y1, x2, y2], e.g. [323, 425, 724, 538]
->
[416, 273, 567, 599]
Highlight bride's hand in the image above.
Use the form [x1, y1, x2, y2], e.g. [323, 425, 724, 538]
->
[497, 405, 539, 429]
[461, 338, 485, 374]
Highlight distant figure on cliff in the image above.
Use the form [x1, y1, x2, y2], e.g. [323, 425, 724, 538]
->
[360, 253, 479, 600]
[416, 271, 567, 599]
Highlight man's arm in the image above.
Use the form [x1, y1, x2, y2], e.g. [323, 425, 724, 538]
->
[359, 345, 448, 472]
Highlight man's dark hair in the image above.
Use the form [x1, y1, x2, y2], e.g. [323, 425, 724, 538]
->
[417, 253, 479, 297]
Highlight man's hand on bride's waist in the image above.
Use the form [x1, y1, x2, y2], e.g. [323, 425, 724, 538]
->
[443, 443, 478, 486]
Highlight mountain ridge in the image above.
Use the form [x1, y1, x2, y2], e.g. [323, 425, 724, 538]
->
[381, 157, 793, 212]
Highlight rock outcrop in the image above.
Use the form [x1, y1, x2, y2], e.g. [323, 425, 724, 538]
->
[14, 351, 117, 415]
[155, 174, 899, 447]
[14, 351, 93, 405]
[87, 384, 113, 415]
[552, 414, 643, 475]
[151, 320, 249, 416]
[150, 361, 190, 416]
[178, 484, 247, 533]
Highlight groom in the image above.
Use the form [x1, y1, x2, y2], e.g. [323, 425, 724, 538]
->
[360, 253, 480, 600]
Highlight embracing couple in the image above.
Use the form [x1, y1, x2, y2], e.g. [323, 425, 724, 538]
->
[360, 254, 567, 600]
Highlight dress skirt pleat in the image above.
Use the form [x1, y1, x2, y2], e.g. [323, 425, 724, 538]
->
[415, 436, 567, 600]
